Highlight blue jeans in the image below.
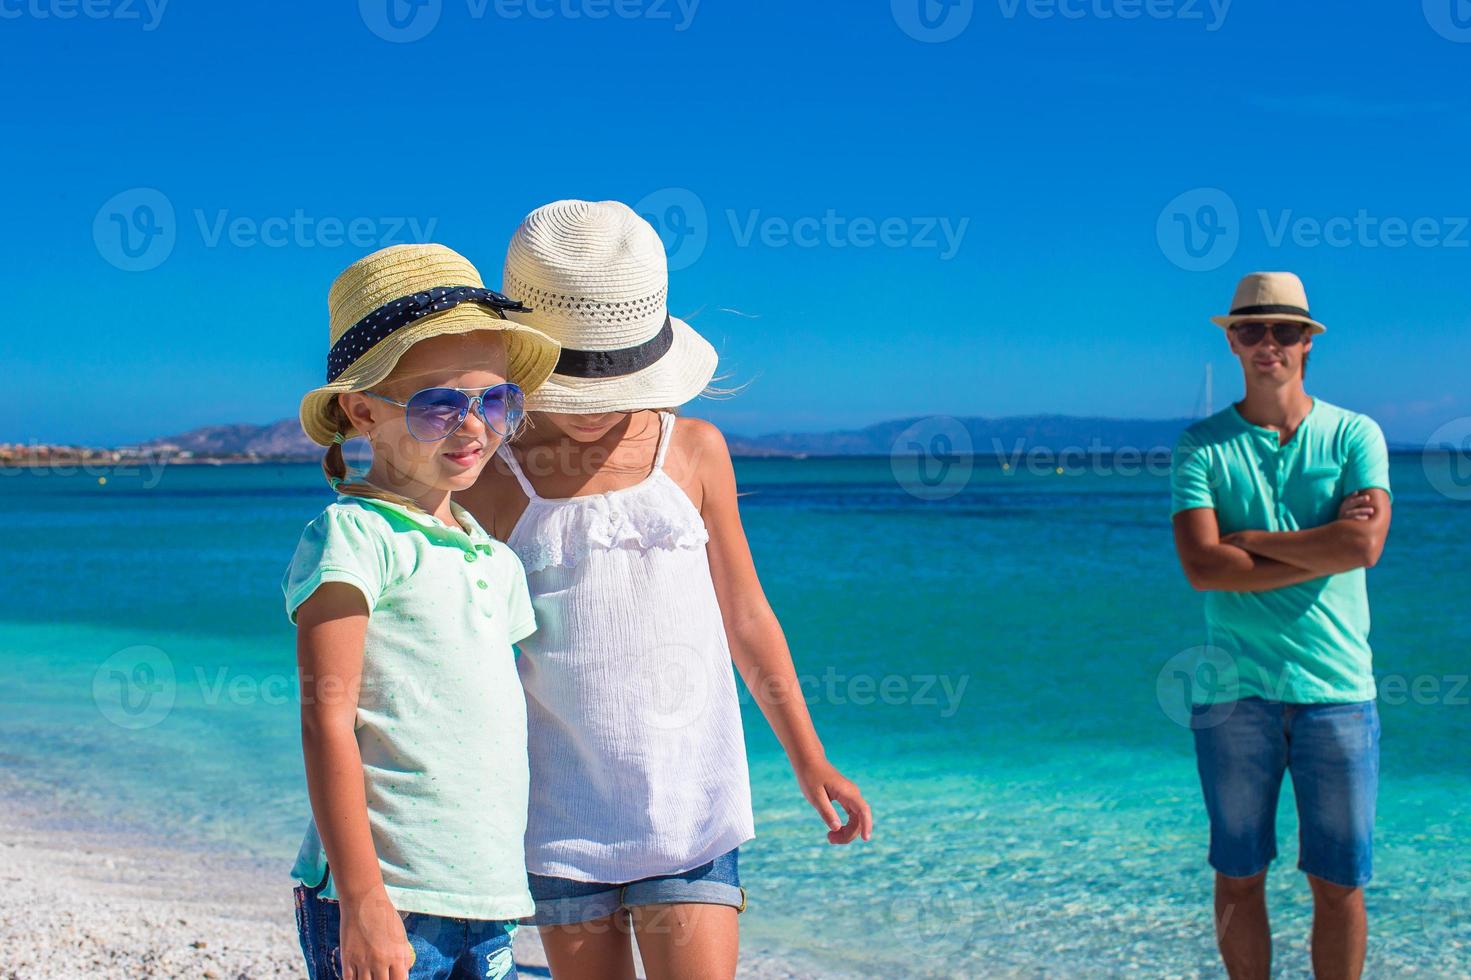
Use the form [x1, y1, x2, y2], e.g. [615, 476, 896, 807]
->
[1191, 697, 1379, 888]
[527, 848, 745, 926]
[294, 875, 518, 980]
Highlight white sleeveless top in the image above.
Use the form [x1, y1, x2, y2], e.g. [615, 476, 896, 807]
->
[498, 412, 755, 883]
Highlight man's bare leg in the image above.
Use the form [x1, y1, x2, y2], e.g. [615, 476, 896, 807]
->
[1307, 874, 1366, 980]
[1215, 870, 1271, 980]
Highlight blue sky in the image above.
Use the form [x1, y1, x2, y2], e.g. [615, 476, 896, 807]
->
[2, 0, 1467, 444]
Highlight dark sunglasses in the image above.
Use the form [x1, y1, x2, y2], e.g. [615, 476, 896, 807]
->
[364, 383, 524, 442]
[1231, 322, 1307, 347]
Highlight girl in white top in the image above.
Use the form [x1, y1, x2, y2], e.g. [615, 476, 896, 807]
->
[463, 201, 872, 980]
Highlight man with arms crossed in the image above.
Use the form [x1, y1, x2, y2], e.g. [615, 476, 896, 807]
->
[1171, 272, 1392, 980]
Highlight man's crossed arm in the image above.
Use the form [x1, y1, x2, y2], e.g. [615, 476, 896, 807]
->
[1172, 489, 1391, 593]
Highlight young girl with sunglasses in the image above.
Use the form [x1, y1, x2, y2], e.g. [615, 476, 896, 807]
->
[284, 244, 560, 980]
[462, 202, 873, 980]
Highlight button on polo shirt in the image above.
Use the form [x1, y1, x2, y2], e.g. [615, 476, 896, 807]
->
[1171, 400, 1392, 704]
[282, 495, 537, 920]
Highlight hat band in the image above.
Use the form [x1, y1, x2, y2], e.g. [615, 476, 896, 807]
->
[1228, 303, 1310, 319]
[326, 286, 532, 383]
[554, 315, 674, 379]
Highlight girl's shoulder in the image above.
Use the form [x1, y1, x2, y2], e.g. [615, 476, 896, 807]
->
[303, 496, 395, 537]
[665, 415, 733, 490]
[283, 498, 400, 623]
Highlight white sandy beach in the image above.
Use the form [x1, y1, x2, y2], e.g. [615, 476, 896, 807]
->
[0, 787, 829, 980]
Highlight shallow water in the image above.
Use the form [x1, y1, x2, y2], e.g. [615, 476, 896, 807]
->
[1, 456, 1467, 976]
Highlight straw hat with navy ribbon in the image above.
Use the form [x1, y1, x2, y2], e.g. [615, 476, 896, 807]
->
[1211, 271, 1328, 335]
[501, 200, 718, 414]
[299, 243, 561, 446]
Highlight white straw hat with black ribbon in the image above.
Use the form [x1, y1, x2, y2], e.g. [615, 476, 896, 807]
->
[501, 200, 718, 414]
[1211, 271, 1328, 335]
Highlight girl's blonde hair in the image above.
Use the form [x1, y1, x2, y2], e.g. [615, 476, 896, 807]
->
[321, 400, 428, 513]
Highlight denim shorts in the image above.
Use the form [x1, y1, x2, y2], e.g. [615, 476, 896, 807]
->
[1191, 697, 1379, 888]
[293, 874, 519, 979]
[526, 848, 745, 926]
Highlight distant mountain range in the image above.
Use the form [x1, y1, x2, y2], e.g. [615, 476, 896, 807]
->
[124, 413, 1439, 458]
[141, 415, 1207, 459]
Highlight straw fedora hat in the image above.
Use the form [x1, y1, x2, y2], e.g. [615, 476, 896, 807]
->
[299, 244, 561, 446]
[1211, 271, 1327, 335]
[501, 200, 717, 414]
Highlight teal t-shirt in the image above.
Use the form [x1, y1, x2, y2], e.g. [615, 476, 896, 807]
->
[283, 495, 537, 920]
[1170, 399, 1391, 704]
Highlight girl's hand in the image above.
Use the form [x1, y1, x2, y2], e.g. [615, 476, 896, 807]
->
[339, 889, 414, 980]
[796, 758, 873, 845]
[1338, 491, 1376, 522]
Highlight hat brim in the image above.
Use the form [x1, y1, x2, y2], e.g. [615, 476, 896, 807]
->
[299, 304, 560, 446]
[522, 316, 718, 415]
[1212, 313, 1327, 335]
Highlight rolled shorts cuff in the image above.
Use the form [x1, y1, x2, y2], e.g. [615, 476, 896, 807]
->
[1298, 859, 1373, 889]
[622, 878, 746, 912]
[1208, 853, 1275, 880]
[527, 881, 746, 926]
[526, 889, 624, 927]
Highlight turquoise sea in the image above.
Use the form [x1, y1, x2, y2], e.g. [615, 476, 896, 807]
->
[1, 455, 1468, 977]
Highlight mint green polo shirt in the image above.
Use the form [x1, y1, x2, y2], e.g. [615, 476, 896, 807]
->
[283, 495, 537, 920]
[1171, 400, 1391, 705]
